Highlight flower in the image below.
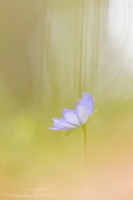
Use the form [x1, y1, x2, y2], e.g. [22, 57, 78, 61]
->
[49, 93, 94, 131]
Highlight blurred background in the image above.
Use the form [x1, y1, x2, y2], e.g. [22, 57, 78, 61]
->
[0, 0, 133, 199]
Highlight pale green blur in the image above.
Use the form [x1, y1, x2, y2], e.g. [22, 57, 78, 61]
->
[0, 0, 133, 191]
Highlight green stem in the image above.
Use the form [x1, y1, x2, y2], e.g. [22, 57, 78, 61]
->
[81, 110, 98, 170]
[82, 125, 88, 169]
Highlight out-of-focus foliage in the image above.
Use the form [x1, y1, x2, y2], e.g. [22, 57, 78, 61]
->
[0, 0, 133, 199]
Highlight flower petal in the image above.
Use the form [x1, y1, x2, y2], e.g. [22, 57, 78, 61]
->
[51, 118, 76, 130]
[49, 127, 60, 130]
[82, 93, 93, 107]
[75, 104, 89, 125]
[49, 127, 67, 130]
[62, 109, 80, 126]
[82, 93, 94, 114]
[57, 119, 77, 129]
[52, 118, 63, 128]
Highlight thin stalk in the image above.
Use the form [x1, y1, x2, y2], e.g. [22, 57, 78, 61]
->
[81, 110, 98, 170]
[82, 125, 88, 169]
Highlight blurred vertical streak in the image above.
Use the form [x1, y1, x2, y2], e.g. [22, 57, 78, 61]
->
[101, 0, 133, 101]
[40, 0, 47, 104]
[77, 0, 109, 98]
[78, 0, 88, 96]
[2, 0, 133, 110]
[26, 0, 110, 110]
[0, 0, 116, 110]
[90, 0, 99, 97]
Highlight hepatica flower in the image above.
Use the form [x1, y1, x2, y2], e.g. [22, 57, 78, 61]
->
[49, 93, 95, 132]
[49, 92, 98, 169]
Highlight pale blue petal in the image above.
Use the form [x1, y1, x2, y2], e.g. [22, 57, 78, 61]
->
[62, 109, 80, 126]
[77, 98, 91, 116]
[52, 118, 76, 129]
[75, 104, 89, 125]
[49, 127, 67, 130]
[49, 127, 60, 130]
[82, 93, 94, 114]
[52, 118, 64, 128]
[57, 119, 77, 129]
[82, 93, 94, 107]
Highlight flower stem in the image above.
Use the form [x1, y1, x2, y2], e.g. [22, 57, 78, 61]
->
[82, 125, 88, 170]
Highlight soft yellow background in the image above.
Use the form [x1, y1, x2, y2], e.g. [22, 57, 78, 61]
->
[0, 0, 133, 199]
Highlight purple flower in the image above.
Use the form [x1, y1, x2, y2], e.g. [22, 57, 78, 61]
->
[49, 93, 94, 131]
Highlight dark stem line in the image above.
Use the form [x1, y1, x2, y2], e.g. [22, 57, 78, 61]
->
[82, 125, 88, 170]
